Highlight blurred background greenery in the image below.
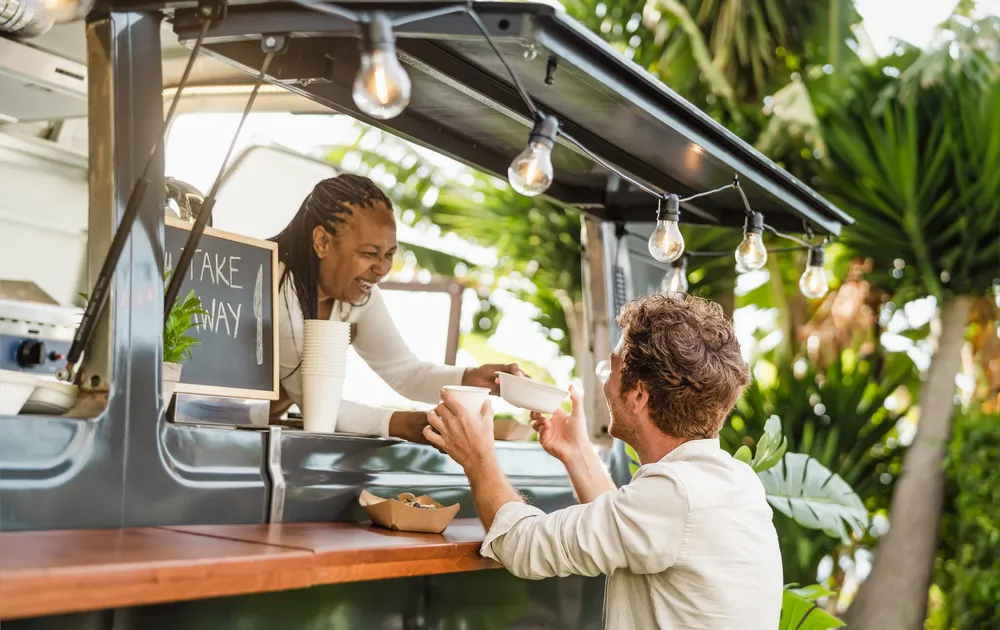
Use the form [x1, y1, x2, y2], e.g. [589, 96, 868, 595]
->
[321, 1, 1000, 627]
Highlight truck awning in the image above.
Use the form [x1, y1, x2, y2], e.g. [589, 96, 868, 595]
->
[120, 0, 853, 234]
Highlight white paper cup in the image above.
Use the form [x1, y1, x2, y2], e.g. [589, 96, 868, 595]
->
[301, 368, 347, 377]
[300, 361, 347, 375]
[302, 374, 345, 433]
[301, 358, 347, 372]
[304, 320, 351, 337]
[302, 335, 350, 341]
[440, 386, 491, 419]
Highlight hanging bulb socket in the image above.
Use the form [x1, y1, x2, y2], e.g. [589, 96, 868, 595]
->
[363, 11, 396, 51]
[529, 115, 559, 150]
[744, 211, 764, 235]
[661, 194, 681, 222]
[807, 246, 824, 268]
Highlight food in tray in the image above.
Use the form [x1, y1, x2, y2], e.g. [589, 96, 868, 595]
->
[397, 492, 437, 509]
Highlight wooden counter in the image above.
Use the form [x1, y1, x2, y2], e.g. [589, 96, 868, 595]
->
[0, 520, 499, 620]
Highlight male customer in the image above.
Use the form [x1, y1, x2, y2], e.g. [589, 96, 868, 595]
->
[424, 293, 782, 629]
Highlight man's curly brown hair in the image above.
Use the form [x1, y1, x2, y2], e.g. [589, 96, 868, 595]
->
[615, 293, 750, 439]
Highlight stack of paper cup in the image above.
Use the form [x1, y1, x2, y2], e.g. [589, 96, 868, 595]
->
[301, 320, 350, 433]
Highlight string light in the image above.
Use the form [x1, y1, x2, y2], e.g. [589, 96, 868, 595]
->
[660, 257, 689, 293]
[41, 0, 94, 23]
[595, 360, 611, 380]
[508, 115, 558, 196]
[735, 212, 768, 271]
[287, 1, 844, 302]
[799, 247, 830, 299]
[648, 194, 685, 263]
[352, 12, 411, 120]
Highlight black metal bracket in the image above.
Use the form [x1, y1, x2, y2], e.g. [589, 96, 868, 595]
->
[544, 55, 558, 85]
[261, 33, 291, 55]
[196, 0, 227, 23]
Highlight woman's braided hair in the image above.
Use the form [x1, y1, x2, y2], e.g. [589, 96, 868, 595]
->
[270, 174, 393, 319]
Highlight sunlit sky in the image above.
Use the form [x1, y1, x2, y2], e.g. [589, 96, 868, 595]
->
[857, 0, 1000, 55]
[164, 1, 969, 405]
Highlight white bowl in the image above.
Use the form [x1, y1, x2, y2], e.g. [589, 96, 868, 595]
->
[497, 372, 568, 414]
[0, 370, 41, 415]
[21, 379, 79, 415]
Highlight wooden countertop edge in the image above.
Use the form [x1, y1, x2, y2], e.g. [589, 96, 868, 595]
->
[0, 554, 318, 621]
[0, 524, 501, 621]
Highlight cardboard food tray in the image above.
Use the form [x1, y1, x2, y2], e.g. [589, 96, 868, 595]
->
[493, 418, 535, 442]
[359, 490, 460, 534]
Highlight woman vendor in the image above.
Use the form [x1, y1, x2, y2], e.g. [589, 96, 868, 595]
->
[268, 174, 518, 443]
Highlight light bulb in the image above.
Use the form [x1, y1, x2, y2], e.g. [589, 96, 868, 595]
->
[509, 116, 558, 196]
[41, 0, 94, 24]
[660, 258, 689, 293]
[648, 195, 684, 263]
[735, 232, 767, 271]
[799, 248, 829, 299]
[353, 13, 411, 120]
[735, 212, 768, 271]
[595, 360, 611, 381]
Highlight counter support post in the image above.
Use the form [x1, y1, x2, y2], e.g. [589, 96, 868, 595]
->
[266, 426, 286, 523]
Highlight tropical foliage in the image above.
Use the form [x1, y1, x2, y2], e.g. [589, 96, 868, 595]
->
[327, 129, 585, 364]
[725, 349, 914, 585]
[932, 408, 1000, 630]
[820, 19, 1000, 626]
[164, 288, 208, 364]
[84, 272, 208, 364]
[314, 0, 999, 626]
[741, 418, 858, 630]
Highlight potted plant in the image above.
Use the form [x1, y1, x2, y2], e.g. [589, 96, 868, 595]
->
[162, 285, 208, 406]
[80, 273, 206, 407]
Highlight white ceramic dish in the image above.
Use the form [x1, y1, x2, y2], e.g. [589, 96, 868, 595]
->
[497, 372, 568, 414]
[21, 379, 79, 415]
[0, 370, 41, 415]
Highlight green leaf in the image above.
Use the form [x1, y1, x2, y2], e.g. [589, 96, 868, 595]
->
[625, 444, 641, 478]
[163, 286, 206, 365]
[790, 584, 838, 601]
[779, 587, 845, 630]
[734, 445, 753, 465]
[758, 453, 869, 542]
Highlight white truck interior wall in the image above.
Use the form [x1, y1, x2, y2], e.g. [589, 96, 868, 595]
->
[0, 130, 88, 306]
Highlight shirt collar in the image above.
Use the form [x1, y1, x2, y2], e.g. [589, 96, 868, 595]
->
[659, 438, 721, 463]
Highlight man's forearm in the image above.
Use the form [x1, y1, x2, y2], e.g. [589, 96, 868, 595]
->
[464, 455, 523, 531]
[561, 443, 616, 504]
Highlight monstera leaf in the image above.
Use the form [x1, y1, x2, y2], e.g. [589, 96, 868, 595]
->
[758, 452, 868, 543]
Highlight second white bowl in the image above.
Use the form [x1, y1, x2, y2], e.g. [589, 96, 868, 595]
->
[498, 372, 568, 414]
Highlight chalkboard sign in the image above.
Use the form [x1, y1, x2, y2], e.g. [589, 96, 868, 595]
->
[164, 217, 279, 400]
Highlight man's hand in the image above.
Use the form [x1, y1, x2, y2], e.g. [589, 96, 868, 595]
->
[424, 391, 495, 470]
[463, 363, 523, 396]
[530, 385, 590, 462]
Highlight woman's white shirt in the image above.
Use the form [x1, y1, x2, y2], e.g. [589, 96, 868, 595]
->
[277, 271, 466, 437]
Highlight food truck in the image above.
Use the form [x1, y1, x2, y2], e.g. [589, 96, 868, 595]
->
[0, 1, 855, 627]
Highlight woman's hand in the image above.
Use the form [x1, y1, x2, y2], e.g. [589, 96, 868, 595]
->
[389, 410, 437, 446]
[462, 363, 523, 396]
[530, 386, 590, 462]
